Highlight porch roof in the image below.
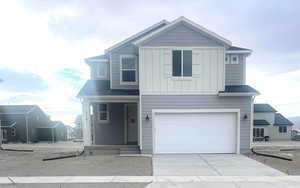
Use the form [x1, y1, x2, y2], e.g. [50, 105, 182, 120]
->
[77, 80, 139, 97]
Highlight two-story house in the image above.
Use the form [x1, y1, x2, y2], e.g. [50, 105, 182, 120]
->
[78, 17, 260, 154]
[253, 104, 293, 141]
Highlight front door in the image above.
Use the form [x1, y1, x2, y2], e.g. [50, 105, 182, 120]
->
[126, 104, 138, 144]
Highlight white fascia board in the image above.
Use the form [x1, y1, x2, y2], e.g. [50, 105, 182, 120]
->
[104, 20, 169, 53]
[218, 92, 260, 97]
[226, 50, 252, 54]
[85, 58, 109, 65]
[134, 16, 232, 46]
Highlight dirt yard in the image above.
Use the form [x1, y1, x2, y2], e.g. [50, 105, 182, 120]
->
[247, 150, 300, 175]
[0, 142, 152, 176]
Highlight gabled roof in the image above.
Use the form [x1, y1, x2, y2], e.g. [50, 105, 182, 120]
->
[254, 104, 277, 113]
[274, 113, 294, 126]
[254, 119, 271, 126]
[0, 105, 37, 114]
[77, 80, 139, 97]
[218, 85, 260, 96]
[105, 20, 169, 53]
[133, 16, 231, 46]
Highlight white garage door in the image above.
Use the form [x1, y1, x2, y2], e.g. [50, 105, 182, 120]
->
[154, 112, 237, 154]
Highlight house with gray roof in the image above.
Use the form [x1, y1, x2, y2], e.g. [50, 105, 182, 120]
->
[253, 104, 293, 141]
[78, 17, 261, 154]
[0, 105, 52, 143]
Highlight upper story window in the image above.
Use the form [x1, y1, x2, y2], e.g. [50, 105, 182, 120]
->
[120, 55, 137, 84]
[231, 55, 239, 64]
[279, 126, 287, 133]
[98, 103, 109, 123]
[97, 62, 108, 79]
[172, 50, 192, 77]
[225, 55, 229, 64]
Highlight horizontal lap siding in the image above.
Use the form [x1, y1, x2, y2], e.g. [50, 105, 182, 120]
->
[225, 54, 245, 85]
[94, 103, 125, 145]
[141, 95, 252, 154]
[111, 44, 139, 89]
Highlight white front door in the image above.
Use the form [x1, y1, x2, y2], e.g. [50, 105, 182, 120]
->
[154, 112, 237, 154]
[126, 104, 138, 144]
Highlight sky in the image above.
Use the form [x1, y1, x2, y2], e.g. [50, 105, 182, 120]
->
[0, 0, 299, 126]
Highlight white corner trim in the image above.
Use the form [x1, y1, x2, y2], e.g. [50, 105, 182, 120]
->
[105, 20, 169, 53]
[134, 16, 231, 46]
[218, 92, 260, 97]
[151, 108, 240, 154]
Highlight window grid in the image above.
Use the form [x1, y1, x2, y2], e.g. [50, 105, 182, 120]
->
[120, 55, 137, 84]
[98, 103, 109, 122]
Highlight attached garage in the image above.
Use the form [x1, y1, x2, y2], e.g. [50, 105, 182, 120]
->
[152, 109, 240, 154]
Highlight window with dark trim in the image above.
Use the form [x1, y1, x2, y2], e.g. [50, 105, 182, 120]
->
[11, 127, 16, 136]
[253, 128, 264, 137]
[279, 126, 287, 133]
[172, 50, 192, 77]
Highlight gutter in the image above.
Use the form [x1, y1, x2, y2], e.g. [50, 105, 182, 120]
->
[218, 92, 260, 97]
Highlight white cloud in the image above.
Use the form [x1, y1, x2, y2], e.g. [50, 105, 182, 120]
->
[248, 68, 300, 117]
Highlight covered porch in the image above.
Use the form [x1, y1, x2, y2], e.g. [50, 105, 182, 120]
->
[78, 80, 140, 154]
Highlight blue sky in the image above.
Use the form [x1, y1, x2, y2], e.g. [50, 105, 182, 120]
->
[0, 0, 299, 125]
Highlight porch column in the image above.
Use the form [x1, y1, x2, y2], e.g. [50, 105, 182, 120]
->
[82, 99, 92, 146]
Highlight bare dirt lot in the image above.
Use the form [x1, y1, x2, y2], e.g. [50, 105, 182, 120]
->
[0, 142, 152, 176]
[247, 150, 300, 175]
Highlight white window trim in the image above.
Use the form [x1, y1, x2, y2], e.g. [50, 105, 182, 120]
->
[172, 50, 193, 78]
[98, 103, 110, 123]
[97, 62, 108, 79]
[120, 55, 138, 85]
[231, 55, 239, 64]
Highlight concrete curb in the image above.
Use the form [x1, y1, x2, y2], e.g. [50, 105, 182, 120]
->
[1, 176, 300, 184]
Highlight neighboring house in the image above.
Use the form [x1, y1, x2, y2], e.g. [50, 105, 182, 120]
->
[253, 104, 294, 141]
[36, 121, 67, 142]
[0, 105, 51, 143]
[78, 17, 260, 154]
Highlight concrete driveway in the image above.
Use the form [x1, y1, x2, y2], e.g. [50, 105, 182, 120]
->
[152, 154, 285, 176]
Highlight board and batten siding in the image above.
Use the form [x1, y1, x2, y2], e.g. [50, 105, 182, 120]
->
[225, 54, 246, 85]
[139, 47, 225, 95]
[141, 95, 252, 154]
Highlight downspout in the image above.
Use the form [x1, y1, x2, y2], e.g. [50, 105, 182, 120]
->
[25, 115, 29, 143]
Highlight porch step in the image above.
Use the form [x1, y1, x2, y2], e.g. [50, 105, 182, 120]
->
[84, 145, 140, 155]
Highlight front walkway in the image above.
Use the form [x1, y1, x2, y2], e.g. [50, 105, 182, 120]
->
[152, 154, 285, 176]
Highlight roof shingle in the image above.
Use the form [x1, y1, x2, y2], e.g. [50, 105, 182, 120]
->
[77, 80, 139, 97]
[254, 119, 271, 126]
[274, 113, 294, 126]
[254, 104, 277, 113]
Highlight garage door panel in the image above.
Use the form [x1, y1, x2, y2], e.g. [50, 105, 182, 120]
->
[154, 112, 237, 154]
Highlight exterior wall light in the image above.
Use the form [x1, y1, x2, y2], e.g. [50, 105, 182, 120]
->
[145, 114, 150, 121]
[243, 114, 248, 120]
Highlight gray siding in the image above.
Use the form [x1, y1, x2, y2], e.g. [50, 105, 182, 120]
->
[90, 62, 110, 80]
[110, 44, 139, 89]
[225, 54, 246, 85]
[93, 103, 125, 145]
[141, 95, 252, 154]
[110, 23, 167, 89]
[140, 23, 223, 47]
